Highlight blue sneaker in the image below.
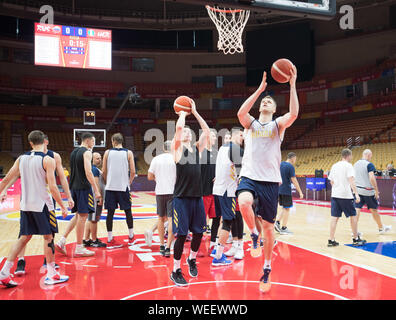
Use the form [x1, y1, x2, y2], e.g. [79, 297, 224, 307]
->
[259, 268, 271, 292]
[250, 233, 262, 258]
[210, 248, 217, 258]
[212, 254, 232, 266]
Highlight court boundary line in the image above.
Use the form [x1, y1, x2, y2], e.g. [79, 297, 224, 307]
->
[278, 239, 396, 279]
[120, 280, 349, 300]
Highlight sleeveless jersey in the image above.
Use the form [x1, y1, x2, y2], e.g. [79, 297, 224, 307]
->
[213, 143, 238, 197]
[19, 151, 54, 212]
[240, 119, 282, 183]
[70, 147, 91, 190]
[173, 146, 203, 198]
[200, 148, 217, 196]
[354, 159, 375, 196]
[105, 148, 130, 192]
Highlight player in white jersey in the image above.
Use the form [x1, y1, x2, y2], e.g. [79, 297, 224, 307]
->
[0, 130, 69, 287]
[236, 67, 299, 292]
[211, 127, 244, 266]
[102, 133, 136, 249]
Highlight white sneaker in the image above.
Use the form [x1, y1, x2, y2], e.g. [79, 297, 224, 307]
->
[44, 273, 69, 285]
[74, 247, 95, 257]
[55, 240, 67, 256]
[379, 225, 392, 234]
[144, 230, 153, 247]
[234, 248, 244, 260]
[224, 245, 237, 257]
[279, 227, 293, 235]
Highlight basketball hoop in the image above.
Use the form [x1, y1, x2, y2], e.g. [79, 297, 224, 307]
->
[206, 5, 250, 55]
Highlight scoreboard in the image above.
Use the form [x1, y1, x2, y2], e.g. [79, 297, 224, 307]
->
[34, 23, 112, 70]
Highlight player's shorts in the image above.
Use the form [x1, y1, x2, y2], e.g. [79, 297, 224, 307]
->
[71, 188, 95, 214]
[156, 194, 173, 218]
[355, 195, 378, 210]
[331, 197, 356, 218]
[19, 205, 58, 236]
[203, 194, 217, 218]
[105, 187, 132, 211]
[214, 192, 236, 221]
[172, 197, 206, 236]
[279, 194, 293, 208]
[236, 176, 279, 224]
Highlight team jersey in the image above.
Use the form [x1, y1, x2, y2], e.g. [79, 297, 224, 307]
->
[105, 148, 130, 192]
[240, 119, 282, 183]
[213, 143, 238, 197]
[200, 148, 218, 196]
[19, 151, 54, 212]
[70, 147, 91, 190]
[354, 159, 376, 196]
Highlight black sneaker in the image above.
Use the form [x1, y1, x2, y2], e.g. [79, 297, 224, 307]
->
[259, 268, 272, 292]
[91, 239, 107, 248]
[164, 248, 171, 258]
[160, 245, 166, 256]
[352, 237, 367, 246]
[170, 269, 188, 286]
[186, 258, 198, 277]
[43, 258, 60, 269]
[83, 239, 93, 247]
[14, 259, 26, 275]
[327, 239, 339, 247]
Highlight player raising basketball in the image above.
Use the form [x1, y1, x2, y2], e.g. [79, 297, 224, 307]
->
[236, 67, 299, 292]
[170, 98, 210, 286]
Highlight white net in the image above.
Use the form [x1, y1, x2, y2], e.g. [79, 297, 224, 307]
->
[206, 5, 250, 55]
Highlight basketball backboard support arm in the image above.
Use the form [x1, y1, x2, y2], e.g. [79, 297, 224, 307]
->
[174, 0, 337, 20]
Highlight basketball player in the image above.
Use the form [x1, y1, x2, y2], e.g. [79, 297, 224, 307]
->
[328, 149, 367, 247]
[212, 127, 244, 265]
[147, 141, 176, 256]
[83, 152, 107, 248]
[13, 134, 74, 274]
[223, 131, 231, 145]
[236, 67, 299, 292]
[55, 132, 102, 257]
[170, 99, 210, 286]
[275, 152, 304, 235]
[0, 130, 69, 287]
[354, 149, 391, 234]
[200, 130, 219, 254]
[102, 133, 136, 249]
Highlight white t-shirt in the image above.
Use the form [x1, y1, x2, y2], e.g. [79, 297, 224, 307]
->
[148, 153, 176, 195]
[328, 160, 355, 199]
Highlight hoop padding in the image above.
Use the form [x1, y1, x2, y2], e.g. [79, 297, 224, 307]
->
[206, 5, 250, 55]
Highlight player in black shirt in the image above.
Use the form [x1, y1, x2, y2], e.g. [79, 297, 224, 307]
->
[170, 99, 210, 286]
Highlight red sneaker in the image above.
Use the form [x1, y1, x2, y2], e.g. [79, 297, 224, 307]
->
[107, 239, 124, 250]
[0, 275, 18, 288]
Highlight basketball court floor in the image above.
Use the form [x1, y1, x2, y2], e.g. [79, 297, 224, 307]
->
[0, 192, 395, 300]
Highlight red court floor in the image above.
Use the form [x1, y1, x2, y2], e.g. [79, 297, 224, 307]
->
[1, 234, 395, 300]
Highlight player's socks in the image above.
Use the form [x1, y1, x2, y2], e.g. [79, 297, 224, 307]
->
[107, 232, 113, 242]
[0, 260, 13, 278]
[173, 259, 181, 273]
[264, 260, 271, 270]
[215, 244, 224, 260]
[189, 250, 198, 260]
[128, 228, 134, 238]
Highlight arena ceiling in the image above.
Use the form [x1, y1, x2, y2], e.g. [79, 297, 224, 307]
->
[0, 0, 395, 30]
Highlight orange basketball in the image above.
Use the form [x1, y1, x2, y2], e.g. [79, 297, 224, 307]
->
[271, 58, 294, 83]
[173, 95, 192, 114]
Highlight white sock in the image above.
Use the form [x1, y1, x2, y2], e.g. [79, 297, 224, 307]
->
[250, 227, 259, 236]
[238, 239, 243, 248]
[264, 260, 271, 270]
[189, 250, 198, 260]
[0, 260, 14, 278]
[215, 244, 224, 260]
[18, 257, 25, 261]
[210, 241, 216, 249]
[173, 259, 181, 272]
[46, 262, 57, 278]
[108, 232, 113, 241]
[75, 244, 84, 251]
[129, 228, 134, 238]
[232, 240, 238, 248]
[60, 236, 66, 244]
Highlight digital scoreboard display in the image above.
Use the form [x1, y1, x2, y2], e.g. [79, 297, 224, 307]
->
[34, 23, 112, 70]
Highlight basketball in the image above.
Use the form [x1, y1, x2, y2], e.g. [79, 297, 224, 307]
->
[173, 95, 192, 114]
[271, 58, 294, 83]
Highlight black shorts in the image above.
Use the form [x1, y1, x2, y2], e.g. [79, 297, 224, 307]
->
[156, 194, 173, 218]
[19, 205, 58, 236]
[331, 197, 356, 218]
[279, 194, 293, 208]
[355, 195, 378, 210]
[236, 177, 279, 224]
[71, 188, 95, 214]
[105, 188, 132, 211]
[172, 197, 206, 236]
